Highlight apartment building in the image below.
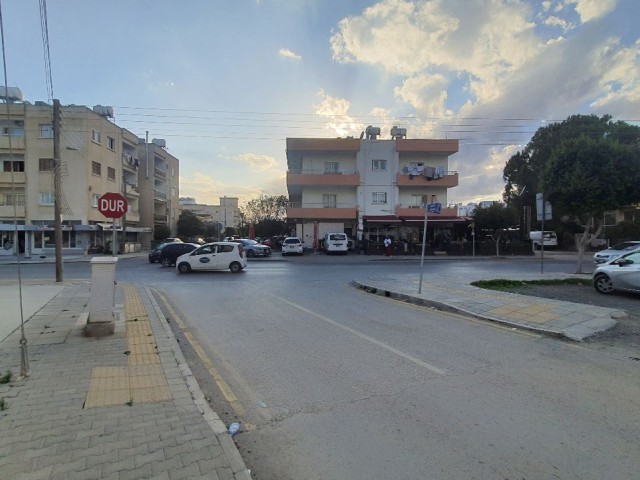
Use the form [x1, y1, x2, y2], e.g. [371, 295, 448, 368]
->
[0, 95, 178, 256]
[286, 127, 462, 248]
[179, 196, 241, 231]
[137, 138, 180, 248]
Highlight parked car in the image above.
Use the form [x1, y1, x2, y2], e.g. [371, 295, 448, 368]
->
[323, 232, 349, 255]
[593, 241, 640, 264]
[158, 242, 199, 267]
[160, 237, 183, 245]
[176, 242, 247, 273]
[282, 237, 303, 256]
[593, 250, 640, 294]
[529, 231, 557, 249]
[230, 238, 271, 257]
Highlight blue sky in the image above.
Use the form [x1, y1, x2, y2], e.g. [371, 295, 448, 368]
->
[3, 0, 639, 206]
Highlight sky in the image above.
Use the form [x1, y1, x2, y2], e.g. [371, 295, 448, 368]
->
[3, 0, 639, 207]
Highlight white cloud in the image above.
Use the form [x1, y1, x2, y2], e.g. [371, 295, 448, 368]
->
[279, 48, 302, 61]
[227, 153, 278, 172]
[394, 74, 453, 117]
[566, 0, 617, 23]
[543, 15, 574, 31]
[313, 89, 364, 137]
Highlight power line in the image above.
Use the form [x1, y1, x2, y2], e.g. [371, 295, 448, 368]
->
[39, 0, 54, 102]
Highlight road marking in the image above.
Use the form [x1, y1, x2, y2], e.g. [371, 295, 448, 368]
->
[155, 292, 245, 416]
[274, 295, 446, 375]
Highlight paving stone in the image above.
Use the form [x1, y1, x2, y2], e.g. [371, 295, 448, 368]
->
[168, 462, 202, 480]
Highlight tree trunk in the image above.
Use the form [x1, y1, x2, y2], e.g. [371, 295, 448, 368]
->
[575, 224, 603, 274]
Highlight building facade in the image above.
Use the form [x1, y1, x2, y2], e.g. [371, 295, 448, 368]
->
[286, 128, 462, 250]
[137, 138, 180, 248]
[0, 98, 178, 256]
[179, 196, 241, 232]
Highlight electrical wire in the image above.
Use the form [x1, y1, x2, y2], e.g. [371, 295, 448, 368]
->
[39, 0, 53, 102]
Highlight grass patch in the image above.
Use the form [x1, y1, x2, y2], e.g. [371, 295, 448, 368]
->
[471, 278, 591, 291]
[0, 370, 12, 384]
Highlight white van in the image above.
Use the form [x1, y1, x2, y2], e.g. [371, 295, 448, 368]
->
[323, 233, 349, 255]
[529, 231, 557, 249]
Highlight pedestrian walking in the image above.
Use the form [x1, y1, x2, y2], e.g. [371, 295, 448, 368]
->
[384, 235, 392, 257]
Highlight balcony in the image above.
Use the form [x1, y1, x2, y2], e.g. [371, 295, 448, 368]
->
[125, 210, 140, 222]
[154, 213, 168, 223]
[124, 183, 140, 197]
[287, 170, 359, 186]
[0, 172, 26, 185]
[154, 166, 167, 178]
[286, 202, 358, 220]
[153, 190, 167, 202]
[0, 205, 25, 217]
[396, 171, 458, 188]
[0, 136, 25, 150]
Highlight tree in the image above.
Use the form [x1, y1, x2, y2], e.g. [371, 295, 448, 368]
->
[472, 203, 518, 256]
[241, 194, 288, 238]
[241, 194, 288, 223]
[154, 224, 171, 241]
[503, 114, 640, 272]
[177, 210, 204, 239]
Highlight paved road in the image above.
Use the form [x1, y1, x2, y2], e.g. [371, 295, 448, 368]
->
[149, 257, 640, 480]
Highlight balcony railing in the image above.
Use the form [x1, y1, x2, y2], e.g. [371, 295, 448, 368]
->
[287, 170, 359, 187]
[154, 166, 167, 178]
[286, 202, 358, 220]
[396, 171, 458, 188]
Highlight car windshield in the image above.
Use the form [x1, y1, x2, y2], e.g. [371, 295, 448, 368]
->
[245, 240, 258, 245]
[329, 234, 346, 240]
[284, 238, 300, 244]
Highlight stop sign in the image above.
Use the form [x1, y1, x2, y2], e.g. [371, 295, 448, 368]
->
[98, 192, 128, 219]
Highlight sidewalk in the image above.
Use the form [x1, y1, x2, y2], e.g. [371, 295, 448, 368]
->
[0, 281, 251, 480]
[352, 271, 626, 341]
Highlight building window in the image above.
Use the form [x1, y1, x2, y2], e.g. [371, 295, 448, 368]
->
[324, 162, 339, 173]
[107, 167, 116, 181]
[411, 195, 423, 207]
[372, 192, 387, 204]
[3, 160, 24, 172]
[107, 137, 115, 150]
[3, 193, 25, 206]
[323, 194, 337, 208]
[39, 192, 56, 205]
[372, 159, 387, 171]
[92, 161, 101, 176]
[91, 129, 101, 144]
[39, 158, 55, 171]
[92, 194, 100, 207]
[39, 124, 54, 138]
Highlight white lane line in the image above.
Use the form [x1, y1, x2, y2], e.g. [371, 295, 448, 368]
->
[274, 295, 446, 376]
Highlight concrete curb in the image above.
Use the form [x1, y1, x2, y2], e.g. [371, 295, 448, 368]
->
[145, 286, 253, 480]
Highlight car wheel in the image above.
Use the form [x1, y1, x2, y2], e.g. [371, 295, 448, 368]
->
[229, 262, 242, 273]
[177, 262, 191, 274]
[246, 250, 255, 258]
[594, 273, 614, 294]
[282, 252, 287, 256]
[161, 257, 171, 267]
[149, 259, 155, 263]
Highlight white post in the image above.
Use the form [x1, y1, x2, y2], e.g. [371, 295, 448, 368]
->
[418, 211, 428, 294]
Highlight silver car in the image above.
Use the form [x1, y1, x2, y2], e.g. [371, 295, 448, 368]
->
[593, 241, 640, 264]
[593, 250, 640, 294]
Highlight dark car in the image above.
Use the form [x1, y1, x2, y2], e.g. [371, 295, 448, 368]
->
[157, 242, 199, 267]
[231, 239, 271, 257]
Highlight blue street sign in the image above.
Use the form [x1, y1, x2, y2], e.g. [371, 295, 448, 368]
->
[426, 202, 442, 214]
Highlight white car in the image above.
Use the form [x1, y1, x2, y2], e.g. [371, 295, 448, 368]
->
[323, 233, 349, 255]
[282, 237, 303, 256]
[593, 250, 640, 294]
[175, 242, 247, 273]
[593, 241, 640, 264]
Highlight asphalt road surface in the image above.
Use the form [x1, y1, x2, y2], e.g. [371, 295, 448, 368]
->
[145, 256, 640, 480]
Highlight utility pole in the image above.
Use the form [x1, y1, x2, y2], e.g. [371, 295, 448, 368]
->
[53, 99, 63, 282]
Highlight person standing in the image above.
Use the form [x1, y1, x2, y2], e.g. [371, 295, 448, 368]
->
[384, 235, 392, 257]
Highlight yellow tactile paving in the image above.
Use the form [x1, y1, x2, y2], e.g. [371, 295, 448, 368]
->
[84, 286, 172, 408]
